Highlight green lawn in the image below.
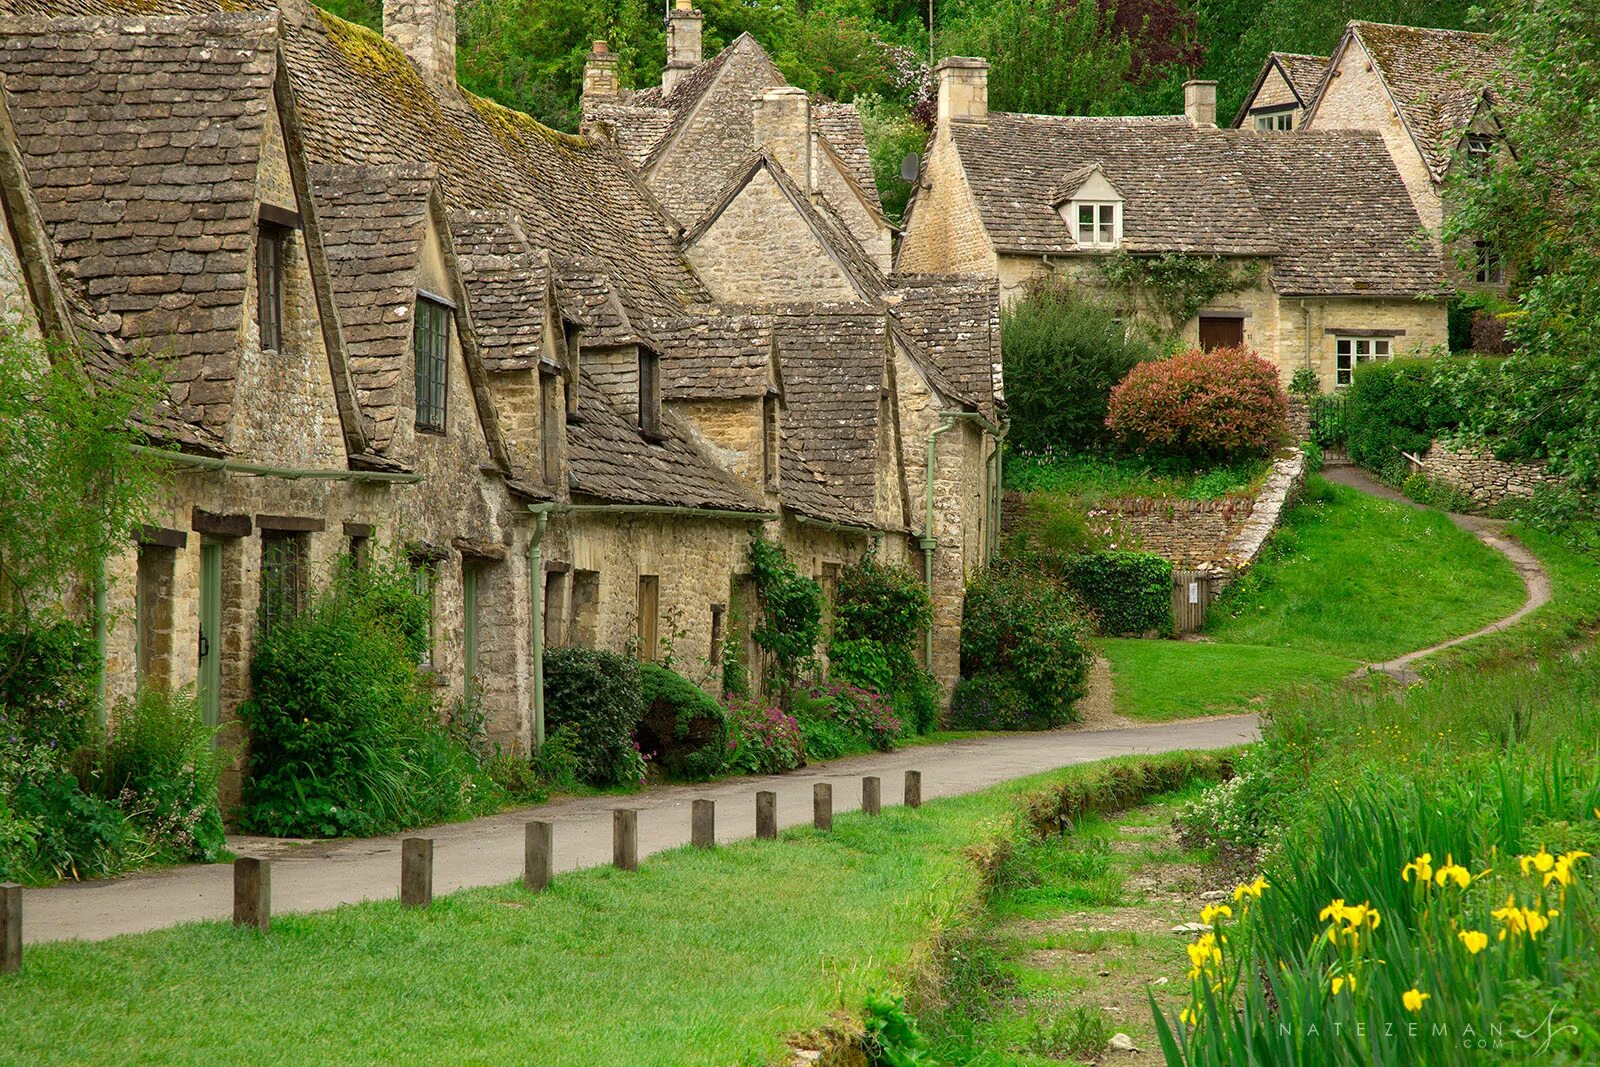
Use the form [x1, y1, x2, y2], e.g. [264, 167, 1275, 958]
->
[0, 759, 1207, 1067]
[1004, 451, 1267, 502]
[1204, 477, 1525, 662]
[1100, 637, 1356, 721]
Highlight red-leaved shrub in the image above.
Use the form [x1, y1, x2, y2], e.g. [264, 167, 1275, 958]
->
[1105, 345, 1287, 459]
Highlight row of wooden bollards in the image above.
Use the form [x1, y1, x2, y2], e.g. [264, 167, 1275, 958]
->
[0, 772, 925, 970]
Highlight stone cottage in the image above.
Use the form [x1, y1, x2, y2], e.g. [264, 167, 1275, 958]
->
[580, 16, 1007, 687]
[896, 59, 1450, 391]
[1235, 22, 1513, 294]
[1232, 52, 1330, 132]
[0, 0, 999, 799]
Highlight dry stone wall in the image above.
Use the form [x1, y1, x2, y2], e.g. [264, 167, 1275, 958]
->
[1425, 440, 1562, 509]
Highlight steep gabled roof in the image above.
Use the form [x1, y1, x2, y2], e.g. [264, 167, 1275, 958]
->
[886, 275, 1002, 418]
[1312, 21, 1511, 181]
[310, 162, 436, 451]
[0, 12, 280, 435]
[813, 102, 880, 210]
[645, 311, 773, 401]
[449, 208, 547, 373]
[1231, 52, 1330, 127]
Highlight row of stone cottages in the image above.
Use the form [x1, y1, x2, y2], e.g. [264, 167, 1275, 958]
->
[898, 21, 1512, 392]
[0, 0, 1002, 793]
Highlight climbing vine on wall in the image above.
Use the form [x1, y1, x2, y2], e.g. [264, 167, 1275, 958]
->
[747, 533, 823, 698]
[1094, 251, 1264, 335]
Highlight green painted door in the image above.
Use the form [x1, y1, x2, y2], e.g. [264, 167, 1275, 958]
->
[463, 563, 479, 686]
[198, 539, 222, 728]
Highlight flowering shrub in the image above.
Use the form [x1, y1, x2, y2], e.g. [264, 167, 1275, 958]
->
[791, 682, 905, 759]
[1106, 344, 1287, 461]
[828, 554, 937, 733]
[100, 686, 226, 865]
[724, 696, 805, 776]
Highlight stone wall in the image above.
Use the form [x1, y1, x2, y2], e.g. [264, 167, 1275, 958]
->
[894, 128, 997, 276]
[1424, 440, 1561, 509]
[1096, 495, 1254, 566]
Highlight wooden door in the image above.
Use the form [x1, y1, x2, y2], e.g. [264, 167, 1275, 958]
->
[197, 539, 222, 728]
[1172, 569, 1211, 635]
[1198, 316, 1244, 350]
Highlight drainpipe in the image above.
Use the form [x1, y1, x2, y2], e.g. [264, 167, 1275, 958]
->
[527, 508, 550, 750]
[94, 558, 108, 725]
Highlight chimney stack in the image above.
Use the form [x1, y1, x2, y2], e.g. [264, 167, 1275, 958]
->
[934, 57, 989, 124]
[384, 0, 456, 90]
[664, 0, 703, 96]
[1184, 79, 1218, 128]
[753, 87, 812, 194]
[583, 40, 620, 104]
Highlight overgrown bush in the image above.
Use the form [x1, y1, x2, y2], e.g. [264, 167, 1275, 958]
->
[542, 646, 646, 787]
[1002, 281, 1160, 453]
[790, 682, 905, 759]
[828, 554, 937, 733]
[723, 695, 805, 775]
[946, 673, 1037, 732]
[1057, 551, 1172, 636]
[1105, 344, 1287, 461]
[239, 557, 482, 837]
[956, 565, 1093, 729]
[100, 687, 226, 864]
[1400, 471, 1475, 513]
[0, 619, 99, 754]
[1345, 357, 1454, 484]
[636, 662, 729, 781]
[748, 534, 823, 696]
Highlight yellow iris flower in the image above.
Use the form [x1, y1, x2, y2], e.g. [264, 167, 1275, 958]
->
[1200, 903, 1232, 925]
[1457, 929, 1489, 954]
[1403, 988, 1431, 1012]
[1402, 853, 1433, 883]
[1434, 855, 1472, 889]
[1233, 876, 1269, 903]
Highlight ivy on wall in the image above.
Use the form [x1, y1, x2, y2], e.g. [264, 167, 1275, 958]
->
[747, 534, 822, 698]
[1094, 251, 1264, 334]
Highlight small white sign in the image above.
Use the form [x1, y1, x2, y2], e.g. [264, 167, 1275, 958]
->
[1188, 581, 1199, 605]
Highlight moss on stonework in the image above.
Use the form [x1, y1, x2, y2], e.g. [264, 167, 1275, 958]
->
[465, 92, 592, 157]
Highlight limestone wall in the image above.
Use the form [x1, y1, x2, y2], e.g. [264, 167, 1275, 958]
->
[894, 130, 997, 276]
[1424, 440, 1562, 509]
[1095, 496, 1255, 566]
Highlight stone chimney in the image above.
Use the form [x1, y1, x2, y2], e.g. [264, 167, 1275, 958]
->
[753, 87, 812, 193]
[583, 40, 620, 104]
[935, 57, 988, 124]
[384, 0, 456, 90]
[1184, 79, 1218, 128]
[664, 0, 703, 96]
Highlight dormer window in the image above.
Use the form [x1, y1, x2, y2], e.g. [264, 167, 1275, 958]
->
[414, 294, 451, 433]
[255, 221, 288, 352]
[638, 346, 662, 438]
[761, 393, 780, 489]
[1466, 134, 1494, 158]
[1074, 202, 1121, 248]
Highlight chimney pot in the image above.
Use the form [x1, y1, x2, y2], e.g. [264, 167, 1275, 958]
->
[383, 0, 457, 90]
[934, 57, 989, 124]
[583, 39, 621, 106]
[1184, 79, 1218, 128]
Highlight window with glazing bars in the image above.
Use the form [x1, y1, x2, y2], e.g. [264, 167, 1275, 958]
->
[414, 297, 450, 432]
[259, 532, 307, 638]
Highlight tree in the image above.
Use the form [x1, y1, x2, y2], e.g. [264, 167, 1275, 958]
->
[0, 328, 165, 617]
[939, 0, 1134, 115]
[1442, 0, 1600, 489]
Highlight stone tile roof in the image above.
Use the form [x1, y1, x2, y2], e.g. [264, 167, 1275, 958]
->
[1232, 130, 1447, 297]
[565, 369, 764, 512]
[765, 304, 888, 526]
[948, 114, 1446, 297]
[1338, 21, 1511, 181]
[1230, 52, 1330, 127]
[449, 208, 547, 372]
[886, 275, 1002, 417]
[644, 311, 772, 401]
[309, 162, 436, 451]
[0, 11, 279, 434]
[813, 102, 880, 209]
[586, 101, 672, 167]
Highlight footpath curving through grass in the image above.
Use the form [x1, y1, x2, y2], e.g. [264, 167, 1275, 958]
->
[0, 755, 1227, 1067]
[1204, 476, 1525, 662]
[1099, 638, 1355, 722]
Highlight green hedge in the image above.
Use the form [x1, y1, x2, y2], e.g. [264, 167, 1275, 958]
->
[1017, 751, 1236, 837]
[955, 565, 1093, 730]
[1059, 551, 1172, 636]
[543, 647, 645, 787]
[636, 663, 728, 781]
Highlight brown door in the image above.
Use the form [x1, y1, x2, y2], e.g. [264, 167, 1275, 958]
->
[1198, 316, 1244, 350]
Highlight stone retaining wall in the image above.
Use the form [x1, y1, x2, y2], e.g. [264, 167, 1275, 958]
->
[1201, 448, 1308, 585]
[1423, 440, 1561, 510]
[1093, 495, 1254, 566]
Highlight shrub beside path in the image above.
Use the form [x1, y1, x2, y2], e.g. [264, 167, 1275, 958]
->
[21, 716, 1257, 944]
[1322, 461, 1552, 682]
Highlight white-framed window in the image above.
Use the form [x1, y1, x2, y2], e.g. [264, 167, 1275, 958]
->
[1466, 134, 1494, 158]
[1072, 201, 1120, 248]
[1474, 241, 1504, 285]
[1335, 337, 1392, 387]
[1254, 111, 1293, 132]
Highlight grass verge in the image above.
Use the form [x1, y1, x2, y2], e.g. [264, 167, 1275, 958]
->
[1205, 476, 1525, 661]
[0, 755, 1229, 1067]
[1099, 638, 1355, 721]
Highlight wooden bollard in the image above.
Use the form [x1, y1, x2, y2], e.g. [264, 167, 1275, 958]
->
[813, 783, 833, 831]
[524, 821, 553, 891]
[863, 776, 881, 816]
[400, 837, 433, 908]
[233, 857, 270, 931]
[1, 882, 20, 975]
[614, 809, 639, 871]
[905, 770, 922, 809]
[691, 799, 715, 849]
[755, 791, 777, 840]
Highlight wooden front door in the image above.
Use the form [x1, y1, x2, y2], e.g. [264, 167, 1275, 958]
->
[1198, 316, 1244, 350]
[197, 539, 222, 728]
